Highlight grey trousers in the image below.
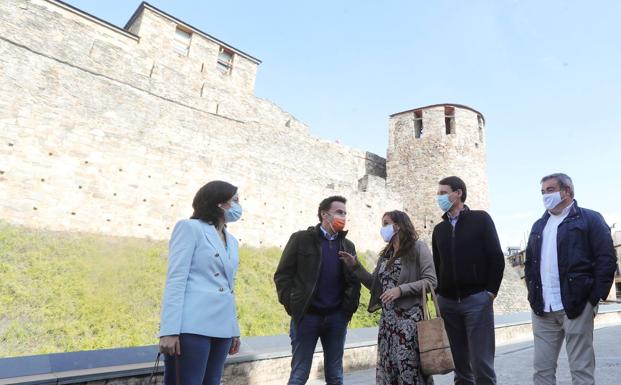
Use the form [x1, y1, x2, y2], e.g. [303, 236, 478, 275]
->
[437, 291, 496, 385]
[532, 302, 596, 385]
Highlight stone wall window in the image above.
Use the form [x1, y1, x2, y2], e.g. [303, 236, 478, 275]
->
[217, 47, 234, 74]
[173, 26, 192, 56]
[444, 106, 455, 135]
[478, 114, 484, 142]
[414, 110, 423, 138]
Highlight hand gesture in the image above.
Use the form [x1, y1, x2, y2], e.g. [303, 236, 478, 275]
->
[380, 287, 402, 304]
[338, 251, 358, 268]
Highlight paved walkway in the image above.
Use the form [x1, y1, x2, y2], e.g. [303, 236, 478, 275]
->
[309, 323, 621, 385]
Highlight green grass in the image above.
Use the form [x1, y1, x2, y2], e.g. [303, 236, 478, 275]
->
[0, 222, 380, 358]
[0, 222, 167, 357]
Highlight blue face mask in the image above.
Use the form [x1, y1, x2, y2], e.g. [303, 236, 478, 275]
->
[224, 201, 243, 223]
[380, 224, 395, 243]
[436, 194, 453, 212]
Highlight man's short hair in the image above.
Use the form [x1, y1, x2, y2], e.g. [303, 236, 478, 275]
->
[438, 176, 467, 203]
[317, 195, 347, 221]
[541, 173, 575, 198]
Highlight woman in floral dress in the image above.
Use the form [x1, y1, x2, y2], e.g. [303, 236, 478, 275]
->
[340, 210, 437, 385]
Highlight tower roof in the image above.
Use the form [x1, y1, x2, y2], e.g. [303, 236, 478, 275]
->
[390, 103, 485, 123]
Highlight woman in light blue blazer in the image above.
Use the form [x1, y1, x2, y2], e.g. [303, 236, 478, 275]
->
[159, 180, 243, 385]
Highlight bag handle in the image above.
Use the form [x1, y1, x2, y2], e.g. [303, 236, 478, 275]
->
[147, 352, 161, 385]
[146, 352, 182, 385]
[421, 282, 442, 321]
[176, 356, 181, 385]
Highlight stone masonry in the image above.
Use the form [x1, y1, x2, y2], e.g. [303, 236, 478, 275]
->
[0, 0, 401, 252]
[0, 0, 509, 273]
[388, 105, 488, 240]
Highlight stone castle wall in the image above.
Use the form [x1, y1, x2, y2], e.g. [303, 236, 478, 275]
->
[0, 0, 530, 318]
[387, 106, 489, 240]
[0, 0, 489, 251]
[384, 106, 528, 313]
[0, 0, 494, 251]
[0, 0, 401, 252]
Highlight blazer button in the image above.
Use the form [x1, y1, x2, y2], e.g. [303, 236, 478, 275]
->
[219, 287, 224, 292]
[214, 272, 220, 277]
[215, 253, 219, 257]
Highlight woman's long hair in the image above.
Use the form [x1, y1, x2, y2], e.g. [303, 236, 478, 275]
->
[379, 210, 420, 266]
[190, 180, 237, 225]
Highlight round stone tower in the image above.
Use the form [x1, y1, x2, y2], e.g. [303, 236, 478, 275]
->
[386, 104, 489, 241]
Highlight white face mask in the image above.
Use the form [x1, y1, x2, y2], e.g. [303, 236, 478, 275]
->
[380, 224, 395, 243]
[542, 191, 563, 211]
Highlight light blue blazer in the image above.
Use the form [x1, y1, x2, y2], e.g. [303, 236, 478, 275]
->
[159, 219, 240, 338]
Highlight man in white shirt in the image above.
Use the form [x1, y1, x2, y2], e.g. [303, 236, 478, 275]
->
[524, 173, 617, 385]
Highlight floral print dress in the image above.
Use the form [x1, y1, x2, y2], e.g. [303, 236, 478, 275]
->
[376, 252, 431, 385]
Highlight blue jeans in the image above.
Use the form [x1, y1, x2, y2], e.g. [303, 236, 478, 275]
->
[164, 333, 232, 385]
[437, 291, 496, 385]
[288, 310, 349, 385]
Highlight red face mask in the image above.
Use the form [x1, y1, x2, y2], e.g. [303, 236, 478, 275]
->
[330, 216, 346, 232]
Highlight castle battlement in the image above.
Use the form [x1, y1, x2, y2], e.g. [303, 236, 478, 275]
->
[0, 0, 488, 250]
[0, 0, 534, 323]
[2, 0, 262, 120]
[387, 104, 489, 237]
[0, 0, 404, 251]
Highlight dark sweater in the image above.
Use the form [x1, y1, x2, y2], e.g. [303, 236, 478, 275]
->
[431, 206, 505, 300]
[310, 236, 344, 311]
[274, 224, 361, 322]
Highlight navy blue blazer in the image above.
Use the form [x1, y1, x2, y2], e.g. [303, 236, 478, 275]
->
[525, 201, 616, 318]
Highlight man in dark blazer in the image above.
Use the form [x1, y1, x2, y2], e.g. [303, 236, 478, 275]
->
[525, 173, 616, 385]
[274, 195, 360, 385]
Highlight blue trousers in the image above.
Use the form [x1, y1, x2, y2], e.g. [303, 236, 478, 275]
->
[287, 310, 349, 385]
[164, 333, 232, 385]
[437, 290, 496, 385]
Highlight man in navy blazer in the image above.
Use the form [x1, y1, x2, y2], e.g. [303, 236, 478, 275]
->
[525, 173, 616, 385]
[274, 195, 361, 385]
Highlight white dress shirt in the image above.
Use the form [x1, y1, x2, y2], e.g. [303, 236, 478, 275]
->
[540, 201, 574, 312]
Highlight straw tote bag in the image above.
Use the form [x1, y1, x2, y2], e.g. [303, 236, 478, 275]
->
[416, 283, 455, 376]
